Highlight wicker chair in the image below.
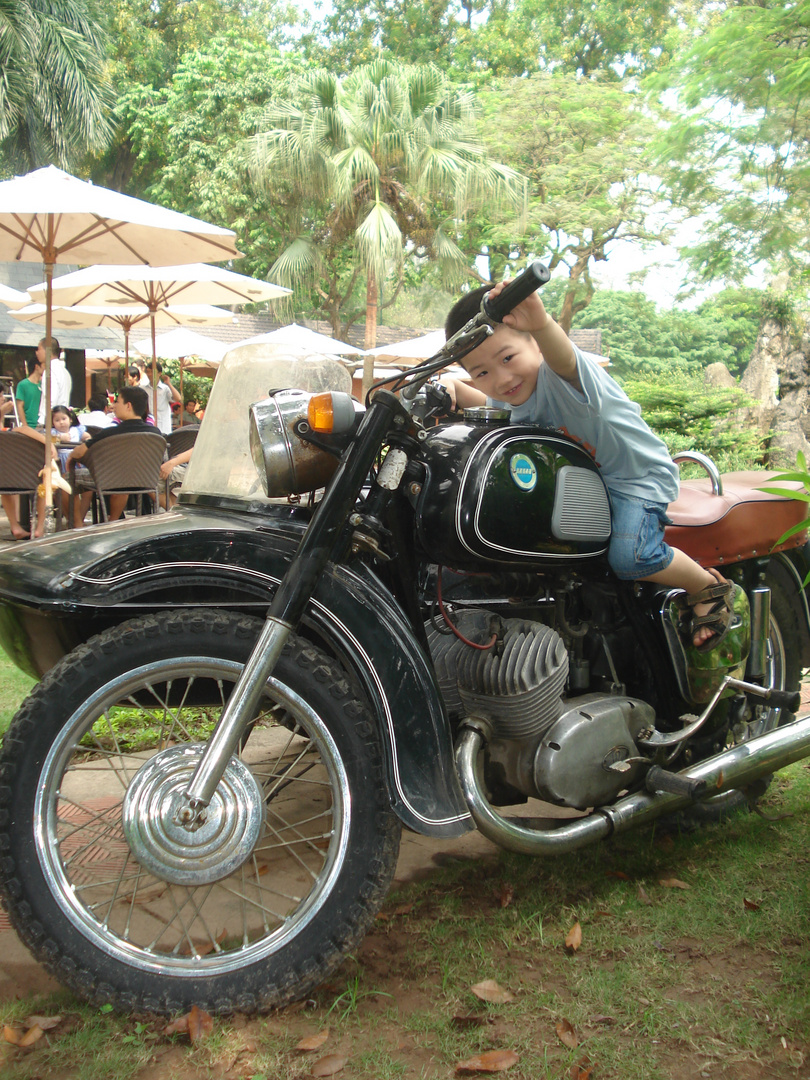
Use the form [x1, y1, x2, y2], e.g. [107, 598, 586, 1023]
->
[73, 431, 167, 523]
[165, 425, 200, 457]
[0, 432, 45, 532]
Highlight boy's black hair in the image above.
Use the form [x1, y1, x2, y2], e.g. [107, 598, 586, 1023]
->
[25, 356, 40, 375]
[444, 284, 491, 340]
[87, 392, 108, 411]
[118, 384, 149, 419]
[128, 366, 140, 379]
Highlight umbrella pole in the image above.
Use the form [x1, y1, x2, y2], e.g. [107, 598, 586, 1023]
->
[151, 313, 158, 423]
[42, 255, 55, 527]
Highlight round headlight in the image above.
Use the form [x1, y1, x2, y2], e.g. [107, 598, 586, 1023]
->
[249, 390, 340, 498]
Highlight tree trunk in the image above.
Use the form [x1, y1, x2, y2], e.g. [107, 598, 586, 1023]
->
[361, 274, 379, 400]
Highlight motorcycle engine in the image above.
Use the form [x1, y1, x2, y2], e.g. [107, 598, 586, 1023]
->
[428, 610, 654, 811]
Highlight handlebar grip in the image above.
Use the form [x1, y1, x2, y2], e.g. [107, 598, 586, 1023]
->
[482, 261, 551, 323]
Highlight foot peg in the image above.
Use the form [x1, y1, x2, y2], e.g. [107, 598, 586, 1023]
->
[645, 765, 706, 800]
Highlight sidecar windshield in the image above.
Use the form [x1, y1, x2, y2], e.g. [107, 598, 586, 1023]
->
[181, 343, 353, 504]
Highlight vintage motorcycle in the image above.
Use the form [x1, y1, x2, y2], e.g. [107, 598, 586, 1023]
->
[1, 262, 810, 1016]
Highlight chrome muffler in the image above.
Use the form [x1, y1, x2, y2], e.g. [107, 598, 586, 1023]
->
[454, 709, 810, 856]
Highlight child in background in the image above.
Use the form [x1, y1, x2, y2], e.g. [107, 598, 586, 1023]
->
[51, 405, 89, 473]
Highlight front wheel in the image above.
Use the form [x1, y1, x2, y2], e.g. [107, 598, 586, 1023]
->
[0, 611, 401, 1014]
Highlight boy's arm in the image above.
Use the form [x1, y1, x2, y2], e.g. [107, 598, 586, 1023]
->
[439, 377, 487, 410]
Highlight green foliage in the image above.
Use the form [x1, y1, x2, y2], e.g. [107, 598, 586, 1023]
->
[110, 33, 303, 280]
[695, 287, 767, 376]
[250, 58, 526, 338]
[650, 0, 810, 283]
[0, 0, 114, 172]
[571, 289, 756, 379]
[622, 370, 765, 472]
[476, 73, 665, 329]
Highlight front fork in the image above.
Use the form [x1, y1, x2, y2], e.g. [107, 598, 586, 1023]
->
[177, 392, 404, 826]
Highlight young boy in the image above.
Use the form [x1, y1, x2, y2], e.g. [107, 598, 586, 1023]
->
[442, 279, 732, 651]
[68, 385, 157, 527]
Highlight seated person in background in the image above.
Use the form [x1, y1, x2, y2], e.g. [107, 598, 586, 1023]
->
[68, 386, 155, 528]
[126, 366, 157, 426]
[184, 399, 205, 423]
[79, 392, 115, 429]
[0, 426, 57, 540]
[159, 446, 193, 509]
[51, 405, 89, 473]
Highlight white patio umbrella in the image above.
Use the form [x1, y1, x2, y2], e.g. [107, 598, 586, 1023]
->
[132, 327, 230, 421]
[11, 302, 233, 366]
[0, 282, 31, 309]
[29, 263, 290, 419]
[367, 329, 446, 363]
[231, 323, 364, 356]
[0, 164, 241, 519]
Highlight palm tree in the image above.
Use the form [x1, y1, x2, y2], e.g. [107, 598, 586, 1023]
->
[0, 0, 113, 172]
[250, 58, 527, 389]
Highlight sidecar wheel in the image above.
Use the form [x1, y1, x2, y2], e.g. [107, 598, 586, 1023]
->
[686, 571, 801, 824]
[0, 610, 400, 1015]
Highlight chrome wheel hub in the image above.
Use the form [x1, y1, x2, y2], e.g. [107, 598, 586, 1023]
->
[122, 744, 263, 886]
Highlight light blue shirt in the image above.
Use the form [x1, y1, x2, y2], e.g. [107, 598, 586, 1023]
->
[491, 344, 679, 504]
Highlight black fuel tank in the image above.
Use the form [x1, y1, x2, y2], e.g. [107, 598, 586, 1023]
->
[415, 421, 611, 569]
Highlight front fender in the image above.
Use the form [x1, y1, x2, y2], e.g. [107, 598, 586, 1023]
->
[0, 505, 472, 838]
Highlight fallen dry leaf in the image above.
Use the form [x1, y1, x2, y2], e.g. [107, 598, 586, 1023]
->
[187, 1005, 214, 1044]
[18, 1025, 44, 1047]
[499, 884, 515, 908]
[455, 1049, 520, 1073]
[606, 869, 630, 880]
[471, 979, 515, 1004]
[296, 1028, 330, 1052]
[659, 878, 690, 890]
[23, 1015, 61, 1031]
[637, 884, 653, 905]
[564, 922, 582, 953]
[743, 897, 761, 911]
[556, 1019, 578, 1049]
[3, 1026, 20, 1045]
[451, 1014, 491, 1029]
[310, 1052, 347, 1076]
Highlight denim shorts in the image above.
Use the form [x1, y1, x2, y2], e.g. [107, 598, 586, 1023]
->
[607, 490, 674, 581]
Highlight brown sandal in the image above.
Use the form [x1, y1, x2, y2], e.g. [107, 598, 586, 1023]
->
[679, 572, 733, 653]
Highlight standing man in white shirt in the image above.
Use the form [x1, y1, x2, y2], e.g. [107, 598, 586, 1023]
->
[150, 362, 181, 434]
[37, 337, 72, 424]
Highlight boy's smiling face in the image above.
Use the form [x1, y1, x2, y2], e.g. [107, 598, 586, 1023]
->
[461, 325, 543, 406]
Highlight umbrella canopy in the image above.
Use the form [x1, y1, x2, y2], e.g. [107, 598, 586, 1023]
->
[29, 263, 290, 421]
[0, 166, 240, 267]
[133, 327, 228, 364]
[230, 323, 364, 356]
[11, 302, 234, 364]
[0, 282, 31, 309]
[0, 165, 242, 518]
[367, 329, 446, 362]
[29, 262, 290, 309]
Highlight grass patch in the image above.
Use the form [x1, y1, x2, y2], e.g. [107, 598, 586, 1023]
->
[0, 647, 35, 738]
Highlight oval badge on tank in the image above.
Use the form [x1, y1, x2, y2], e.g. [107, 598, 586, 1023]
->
[509, 453, 537, 492]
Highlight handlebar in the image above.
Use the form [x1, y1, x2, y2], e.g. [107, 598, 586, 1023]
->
[482, 261, 551, 323]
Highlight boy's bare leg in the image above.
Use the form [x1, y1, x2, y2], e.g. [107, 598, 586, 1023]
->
[641, 549, 726, 648]
[73, 492, 93, 528]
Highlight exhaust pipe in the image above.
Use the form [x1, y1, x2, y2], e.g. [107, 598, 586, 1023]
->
[454, 711, 810, 856]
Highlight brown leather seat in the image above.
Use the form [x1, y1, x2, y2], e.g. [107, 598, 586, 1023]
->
[666, 471, 808, 568]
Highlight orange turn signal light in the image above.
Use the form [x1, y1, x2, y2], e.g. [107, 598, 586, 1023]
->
[307, 393, 336, 433]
